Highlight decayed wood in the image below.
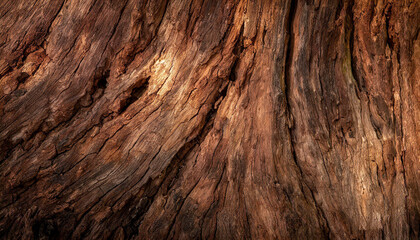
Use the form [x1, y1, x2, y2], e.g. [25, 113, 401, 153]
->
[0, 0, 419, 239]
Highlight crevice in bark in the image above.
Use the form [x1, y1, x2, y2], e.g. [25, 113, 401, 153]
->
[228, 24, 245, 83]
[335, 0, 344, 21]
[119, 77, 150, 114]
[92, 67, 109, 95]
[284, 0, 300, 173]
[347, 0, 363, 94]
[16, 72, 30, 84]
[384, 4, 395, 52]
[284, 0, 332, 237]
[45, 0, 66, 35]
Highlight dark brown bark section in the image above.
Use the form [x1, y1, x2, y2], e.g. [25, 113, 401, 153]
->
[0, 0, 419, 239]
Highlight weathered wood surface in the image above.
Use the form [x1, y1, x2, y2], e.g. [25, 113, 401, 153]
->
[0, 0, 419, 239]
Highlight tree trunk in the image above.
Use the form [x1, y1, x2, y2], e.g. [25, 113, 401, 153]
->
[0, 0, 419, 239]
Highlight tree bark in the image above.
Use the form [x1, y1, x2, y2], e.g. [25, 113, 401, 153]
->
[0, 0, 419, 239]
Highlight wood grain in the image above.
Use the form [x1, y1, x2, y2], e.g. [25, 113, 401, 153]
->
[0, 0, 419, 239]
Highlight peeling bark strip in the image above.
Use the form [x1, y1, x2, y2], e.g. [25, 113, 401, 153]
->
[0, 0, 419, 239]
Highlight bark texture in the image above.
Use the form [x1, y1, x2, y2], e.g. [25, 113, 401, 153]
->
[0, 0, 419, 239]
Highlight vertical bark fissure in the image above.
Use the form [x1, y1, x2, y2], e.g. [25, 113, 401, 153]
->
[284, 0, 300, 175]
[283, 0, 333, 237]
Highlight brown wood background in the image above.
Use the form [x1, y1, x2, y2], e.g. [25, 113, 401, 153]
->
[0, 0, 419, 239]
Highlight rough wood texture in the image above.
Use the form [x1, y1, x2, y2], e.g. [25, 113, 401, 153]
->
[0, 0, 419, 239]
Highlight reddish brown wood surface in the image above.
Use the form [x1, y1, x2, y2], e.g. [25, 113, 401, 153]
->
[0, 0, 419, 239]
